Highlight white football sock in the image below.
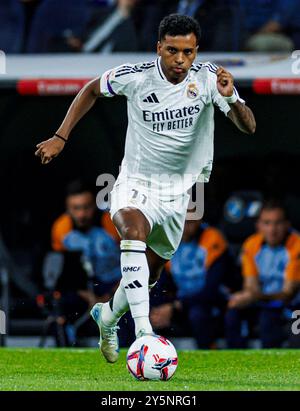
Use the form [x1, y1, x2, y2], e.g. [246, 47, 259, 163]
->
[101, 279, 157, 327]
[121, 239, 153, 336]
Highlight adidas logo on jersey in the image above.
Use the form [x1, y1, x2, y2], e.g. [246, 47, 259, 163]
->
[143, 93, 159, 103]
[124, 280, 143, 289]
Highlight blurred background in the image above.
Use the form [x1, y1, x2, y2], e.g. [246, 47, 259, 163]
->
[0, 0, 300, 350]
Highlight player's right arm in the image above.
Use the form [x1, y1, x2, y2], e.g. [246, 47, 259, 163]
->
[35, 77, 103, 165]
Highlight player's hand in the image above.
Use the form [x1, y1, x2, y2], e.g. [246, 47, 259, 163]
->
[34, 136, 66, 165]
[228, 291, 252, 309]
[216, 66, 234, 97]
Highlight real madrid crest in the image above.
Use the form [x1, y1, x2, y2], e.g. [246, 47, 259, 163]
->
[187, 83, 199, 99]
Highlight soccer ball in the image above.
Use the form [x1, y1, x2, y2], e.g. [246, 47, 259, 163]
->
[126, 334, 178, 381]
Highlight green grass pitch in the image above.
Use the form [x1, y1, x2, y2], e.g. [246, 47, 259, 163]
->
[0, 348, 300, 391]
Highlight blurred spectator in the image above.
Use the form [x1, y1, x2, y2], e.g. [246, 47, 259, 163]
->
[20, 0, 41, 52]
[46, 179, 124, 345]
[176, 0, 204, 17]
[66, 0, 139, 53]
[51, 179, 121, 302]
[151, 219, 232, 348]
[0, 0, 24, 53]
[139, 0, 240, 51]
[137, 0, 172, 51]
[239, 0, 300, 51]
[4, 0, 300, 54]
[26, 0, 89, 53]
[226, 199, 300, 348]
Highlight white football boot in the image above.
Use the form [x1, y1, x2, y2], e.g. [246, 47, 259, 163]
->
[90, 303, 120, 363]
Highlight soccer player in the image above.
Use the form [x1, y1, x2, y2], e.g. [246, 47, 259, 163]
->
[35, 14, 256, 362]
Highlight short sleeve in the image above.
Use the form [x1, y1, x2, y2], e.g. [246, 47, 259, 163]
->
[100, 63, 138, 99]
[51, 214, 73, 252]
[285, 235, 300, 281]
[205, 63, 245, 116]
[198, 228, 228, 269]
[164, 260, 172, 272]
[241, 237, 260, 277]
[101, 211, 120, 241]
[285, 255, 300, 281]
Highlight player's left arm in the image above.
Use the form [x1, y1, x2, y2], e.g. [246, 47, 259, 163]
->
[216, 67, 256, 135]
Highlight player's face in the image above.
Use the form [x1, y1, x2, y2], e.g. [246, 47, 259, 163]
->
[66, 192, 96, 229]
[257, 208, 290, 247]
[157, 33, 198, 84]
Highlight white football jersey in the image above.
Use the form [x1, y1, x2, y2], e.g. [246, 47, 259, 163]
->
[100, 57, 245, 196]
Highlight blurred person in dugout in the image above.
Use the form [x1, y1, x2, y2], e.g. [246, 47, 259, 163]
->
[150, 218, 235, 349]
[226, 200, 300, 348]
[50, 180, 122, 337]
[66, 0, 139, 53]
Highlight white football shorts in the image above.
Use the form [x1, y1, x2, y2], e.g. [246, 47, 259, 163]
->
[109, 177, 190, 260]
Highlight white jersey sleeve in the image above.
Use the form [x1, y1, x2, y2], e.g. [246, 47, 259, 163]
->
[100, 63, 138, 99]
[205, 62, 245, 116]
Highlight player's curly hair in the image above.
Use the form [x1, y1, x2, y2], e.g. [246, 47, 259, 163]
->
[158, 14, 201, 44]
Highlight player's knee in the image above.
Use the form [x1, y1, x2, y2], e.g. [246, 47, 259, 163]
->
[121, 226, 147, 242]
